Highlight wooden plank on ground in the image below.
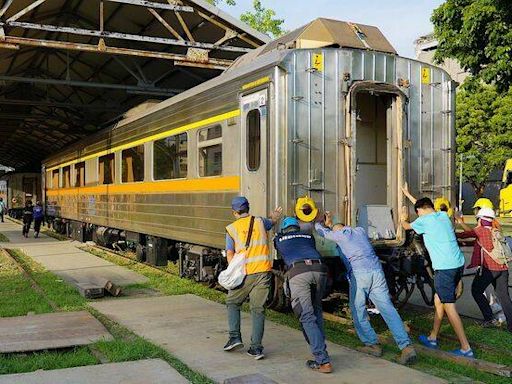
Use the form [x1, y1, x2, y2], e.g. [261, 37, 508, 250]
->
[0, 311, 113, 353]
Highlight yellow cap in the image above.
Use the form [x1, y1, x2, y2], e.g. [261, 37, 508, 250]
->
[434, 197, 453, 217]
[473, 198, 494, 210]
[295, 196, 319, 223]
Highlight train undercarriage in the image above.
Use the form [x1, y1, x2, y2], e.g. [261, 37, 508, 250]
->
[49, 216, 435, 311]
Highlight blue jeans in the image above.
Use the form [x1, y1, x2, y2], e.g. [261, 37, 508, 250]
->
[349, 268, 411, 350]
[288, 268, 330, 364]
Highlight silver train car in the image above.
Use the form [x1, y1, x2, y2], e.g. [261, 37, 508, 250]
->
[43, 19, 455, 290]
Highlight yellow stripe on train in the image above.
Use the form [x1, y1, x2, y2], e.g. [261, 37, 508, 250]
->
[46, 176, 240, 196]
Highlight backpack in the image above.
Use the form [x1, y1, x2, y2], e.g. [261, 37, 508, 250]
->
[479, 228, 512, 265]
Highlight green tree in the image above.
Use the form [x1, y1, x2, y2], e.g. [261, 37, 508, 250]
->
[205, 0, 237, 6]
[456, 78, 512, 196]
[240, 0, 285, 38]
[432, 0, 512, 93]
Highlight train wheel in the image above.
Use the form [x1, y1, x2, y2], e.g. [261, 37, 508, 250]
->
[416, 267, 435, 306]
[389, 274, 415, 309]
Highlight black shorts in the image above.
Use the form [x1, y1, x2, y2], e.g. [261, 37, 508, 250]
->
[434, 266, 464, 303]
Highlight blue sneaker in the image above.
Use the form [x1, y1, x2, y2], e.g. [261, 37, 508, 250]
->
[418, 335, 439, 349]
[451, 348, 475, 358]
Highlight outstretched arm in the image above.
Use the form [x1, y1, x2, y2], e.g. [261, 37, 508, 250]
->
[268, 206, 283, 225]
[402, 182, 417, 205]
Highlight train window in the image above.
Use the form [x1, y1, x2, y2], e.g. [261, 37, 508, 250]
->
[52, 169, 59, 189]
[247, 109, 261, 171]
[98, 154, 115, 185]
[154, 133, 188, 180]
[46, 171, 52, 189]
[62, 166, 71, 188]
[75, 162, 86, 187]
[122, 145, 145, 183]
[198, 126, 222, 177]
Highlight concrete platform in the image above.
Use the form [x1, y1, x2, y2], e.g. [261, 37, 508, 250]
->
[0, 359, 189, 384]
[0, 311, 113, 353]
[91, 294, 445, 384]
[0, 221, 147, 288]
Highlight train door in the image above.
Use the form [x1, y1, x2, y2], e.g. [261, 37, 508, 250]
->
[347, 84, 406, 243]
[240, 89, 269, 217]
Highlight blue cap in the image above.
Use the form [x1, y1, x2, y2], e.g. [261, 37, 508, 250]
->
[231, 196, 249, 211]
[281, 217, 300, 231]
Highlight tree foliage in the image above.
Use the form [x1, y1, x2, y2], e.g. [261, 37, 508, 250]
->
[432, 0, 512, 93]
[205, 0, 285, 38]
[456, 78, 512, 196]
[240, 1, 286, 38]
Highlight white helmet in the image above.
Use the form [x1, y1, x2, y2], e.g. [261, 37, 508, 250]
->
[476, 207, 496, 220]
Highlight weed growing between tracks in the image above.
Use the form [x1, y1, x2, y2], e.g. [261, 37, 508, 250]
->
[0, 232, 9, 242]
[82, 245, 512, 384]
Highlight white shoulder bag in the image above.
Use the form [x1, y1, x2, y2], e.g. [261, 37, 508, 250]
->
[218, 216, 255, 290]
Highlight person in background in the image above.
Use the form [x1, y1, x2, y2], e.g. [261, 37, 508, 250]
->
[33, 201, 44, 238]
[455, 208, 512, 333]
[0, 197, 5, 223]
[472, 198, 494, 216]
[316, 212, 417, 365]
[401, 198, 474, 358]
[22, 200, 34, 238]
[274, 217, 332, 373]
[223, 196, 282, 360]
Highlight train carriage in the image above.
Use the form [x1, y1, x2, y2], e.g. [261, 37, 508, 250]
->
[43, 18, 456, 296]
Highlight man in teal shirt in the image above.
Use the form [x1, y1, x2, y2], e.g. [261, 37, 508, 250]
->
[402, 197, 473, 358]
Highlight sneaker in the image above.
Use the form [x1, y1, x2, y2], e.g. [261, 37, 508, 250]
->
[247, 347, 264, 360]
[398, 345, 417, 365]
[451, 348, 475, 358]
[357, 344, 383, 357]
[306, 360, 333, 373]
[223, 338, 243, 351]
[418, 335, 438, 349]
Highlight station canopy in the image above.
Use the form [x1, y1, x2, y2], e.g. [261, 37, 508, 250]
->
[0, 0, 269, 170]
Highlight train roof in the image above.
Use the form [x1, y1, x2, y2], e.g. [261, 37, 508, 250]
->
[228, 18, 397, 71]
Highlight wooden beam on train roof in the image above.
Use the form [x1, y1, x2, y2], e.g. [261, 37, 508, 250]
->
[147, 8, 184, 41]
[2, 21, 252, 53]
[1, 36, 232, 69]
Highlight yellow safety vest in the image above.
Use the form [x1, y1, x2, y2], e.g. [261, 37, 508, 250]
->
[226, 215, 272, 275]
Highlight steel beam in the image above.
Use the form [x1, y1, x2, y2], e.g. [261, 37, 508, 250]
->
[0, 75, 183, 96]
[106, 0, 193, 12]
[4, 21, 252, 53]
[3, 36, 232, 69]
[0, 0, 14, 18]
[0, 98, 120, 111]
[6, 0, 48, 23]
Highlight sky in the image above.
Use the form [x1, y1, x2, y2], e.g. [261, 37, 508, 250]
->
[219, 0, 446, 59]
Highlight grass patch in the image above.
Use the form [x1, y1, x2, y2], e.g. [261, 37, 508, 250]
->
[0, 232, 9, 242]
[0, 348, 97, 375]
[7, 249, 87, 312]
[0, 248, 216, 382]
[83, 245, 512, 384]
[0, 250, 54, 317]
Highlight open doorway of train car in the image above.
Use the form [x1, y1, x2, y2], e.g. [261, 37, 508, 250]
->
[350, 88, 404, 243]
[240, 89, 269, 217]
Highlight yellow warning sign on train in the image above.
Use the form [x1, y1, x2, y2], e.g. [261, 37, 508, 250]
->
[421, 67, 431, 84]
[312, 53, 324, 72]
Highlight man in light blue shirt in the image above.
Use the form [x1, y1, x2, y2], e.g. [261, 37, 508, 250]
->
[316, 212, 416, 365]
[402, 197, 473, 358]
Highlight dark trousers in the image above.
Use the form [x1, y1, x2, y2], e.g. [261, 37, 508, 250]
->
[22, 216, 32, 236]
[34, 218, 43, 234]
[288, 266, 330, 364]
[0, 211, 3, 222]
[472, 267, 512, 331]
